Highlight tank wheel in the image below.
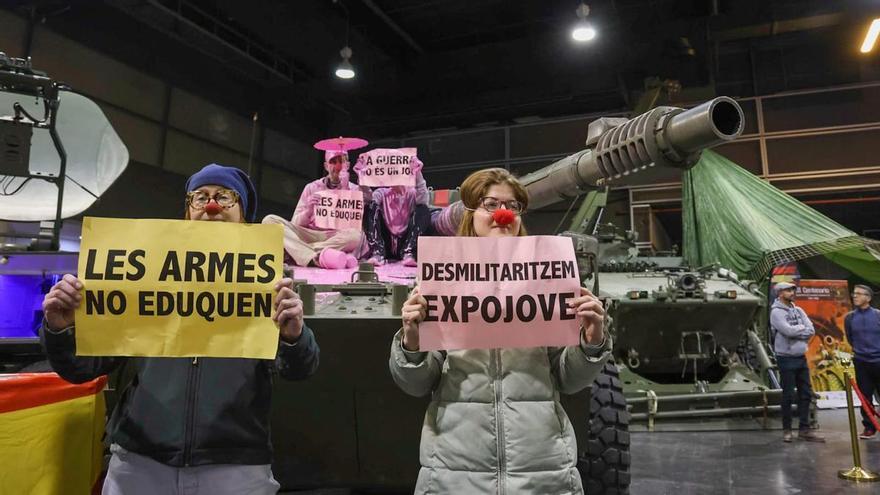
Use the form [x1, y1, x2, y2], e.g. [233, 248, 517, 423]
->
[578, 360, 631, 494]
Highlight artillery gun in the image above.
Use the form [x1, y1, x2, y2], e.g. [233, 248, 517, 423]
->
[515, 97, 781, 431]
[515, 97, 778, 423]
[274, 96, 770, 494]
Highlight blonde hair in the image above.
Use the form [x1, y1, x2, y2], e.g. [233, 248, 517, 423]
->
[457, 167, 528, 237]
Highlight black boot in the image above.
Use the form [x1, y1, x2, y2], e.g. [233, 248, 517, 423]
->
[401, 204, 431, 265]
[364, 201, 387, 265]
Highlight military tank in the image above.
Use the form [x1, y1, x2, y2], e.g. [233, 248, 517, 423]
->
[569, 223, 784, 492]
[583, 219, 778, 419]
[274, 96, 757, 494]
[513, 97, 781, 436]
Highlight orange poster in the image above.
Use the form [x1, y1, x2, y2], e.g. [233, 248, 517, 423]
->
[795, 279, 853, 391]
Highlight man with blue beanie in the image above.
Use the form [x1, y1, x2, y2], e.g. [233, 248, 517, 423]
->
[41, 164, 320, 494]
[770, 281, 825, 443]
[845, 284, 880, 439]
[184, 163, 258, 221]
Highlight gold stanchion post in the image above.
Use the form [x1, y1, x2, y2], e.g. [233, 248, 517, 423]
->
[838, 362, 879, 482]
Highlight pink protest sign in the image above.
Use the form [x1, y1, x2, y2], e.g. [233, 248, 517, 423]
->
[355, 148, 420, 187]
[417, 236, 581, 351]
[313, 189, 365, 231]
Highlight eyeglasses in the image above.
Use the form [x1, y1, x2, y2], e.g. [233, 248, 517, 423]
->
[472, 196, 525, 214]
[853, 292, 871, 297]
[186, 189, 239, 209]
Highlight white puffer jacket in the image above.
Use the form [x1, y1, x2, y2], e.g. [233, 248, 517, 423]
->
[389, 329, 611, 495]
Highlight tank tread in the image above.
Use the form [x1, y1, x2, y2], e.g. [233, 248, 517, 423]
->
[579, 360, 631, 494]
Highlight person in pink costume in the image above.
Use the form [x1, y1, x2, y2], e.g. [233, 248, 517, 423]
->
[356, 157, 430, 266]
[262, 150, 364, 269]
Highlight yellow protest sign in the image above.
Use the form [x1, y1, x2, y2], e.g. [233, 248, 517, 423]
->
[75, 217, 283, 359]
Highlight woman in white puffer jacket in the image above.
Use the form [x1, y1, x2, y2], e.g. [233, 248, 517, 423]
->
[389, 168, 612, 495]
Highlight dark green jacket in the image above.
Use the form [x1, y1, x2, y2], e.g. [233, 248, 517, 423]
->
[41, 323, 319, 467]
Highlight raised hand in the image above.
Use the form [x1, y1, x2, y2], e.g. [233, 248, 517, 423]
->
[42, 274, 83, 331]
[401, 286, 427, 351]
[273, 278, 304, 343]
[568, 287, 605, 346]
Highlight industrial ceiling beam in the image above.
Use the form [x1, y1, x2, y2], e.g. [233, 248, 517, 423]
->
[360, 0, 425, 54]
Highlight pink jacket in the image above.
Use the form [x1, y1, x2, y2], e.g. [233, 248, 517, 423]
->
[292, 177, 363, 231]
[371, 171, 428, 237]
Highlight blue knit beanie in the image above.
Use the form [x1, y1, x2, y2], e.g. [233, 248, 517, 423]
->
[185, 164, 257, 222]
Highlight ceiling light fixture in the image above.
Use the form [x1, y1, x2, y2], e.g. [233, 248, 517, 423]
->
[335, 46, 355, 79]
[572, 3, 596, 42]
[861, 18, 880, 53]
[333, 0, 356, 79]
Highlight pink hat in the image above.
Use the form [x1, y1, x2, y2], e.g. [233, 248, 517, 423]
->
[314, 136, 368, 164]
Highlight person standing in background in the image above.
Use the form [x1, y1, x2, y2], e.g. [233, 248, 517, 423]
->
[770, 281, 825, 443]
[845, 284, 880, 439]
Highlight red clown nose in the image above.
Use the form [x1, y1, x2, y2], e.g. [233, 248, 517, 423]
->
[204, 202, 223, 215]
[492, 208, 516, 226]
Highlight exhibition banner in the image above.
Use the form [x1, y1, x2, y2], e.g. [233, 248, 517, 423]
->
[355, 148, 419, 187]
[75, 217, 283, 358]
[417, 235, 581, 351]
[313, 189, 365, 231]
[795, 279, 854, 392]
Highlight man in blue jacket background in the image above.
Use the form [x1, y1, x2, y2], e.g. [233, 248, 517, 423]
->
[845, 284, 880, 439]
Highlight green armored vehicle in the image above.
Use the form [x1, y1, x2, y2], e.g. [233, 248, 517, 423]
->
[273, 97, 752, 494]
[587, 221, 778, 427]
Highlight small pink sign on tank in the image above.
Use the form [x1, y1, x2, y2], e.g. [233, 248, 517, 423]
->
[355, 148, 420, 187]
[417, 236, 582, 351]
[313, 189, 365, 231]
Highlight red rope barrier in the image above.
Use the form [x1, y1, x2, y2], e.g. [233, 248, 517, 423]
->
[850, 377, 880, 432]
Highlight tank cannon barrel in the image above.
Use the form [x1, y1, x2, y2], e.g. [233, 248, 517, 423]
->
[520, 96, 744, 210]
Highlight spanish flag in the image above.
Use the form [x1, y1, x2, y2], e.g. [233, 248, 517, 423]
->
[0, 373, 106, 495]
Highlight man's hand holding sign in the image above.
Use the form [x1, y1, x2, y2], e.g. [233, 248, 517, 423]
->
[273, 277, 304, 344]
[43, 217, 302, 359]
[401, 236, 605, 352]
[43, 273, 83, 333]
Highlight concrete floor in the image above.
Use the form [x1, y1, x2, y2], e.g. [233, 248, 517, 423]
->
[630, 408, 880, 495]
[282, 409, 880, 494]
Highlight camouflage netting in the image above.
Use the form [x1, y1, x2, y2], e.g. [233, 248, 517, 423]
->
[682, 150, 880, 282]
